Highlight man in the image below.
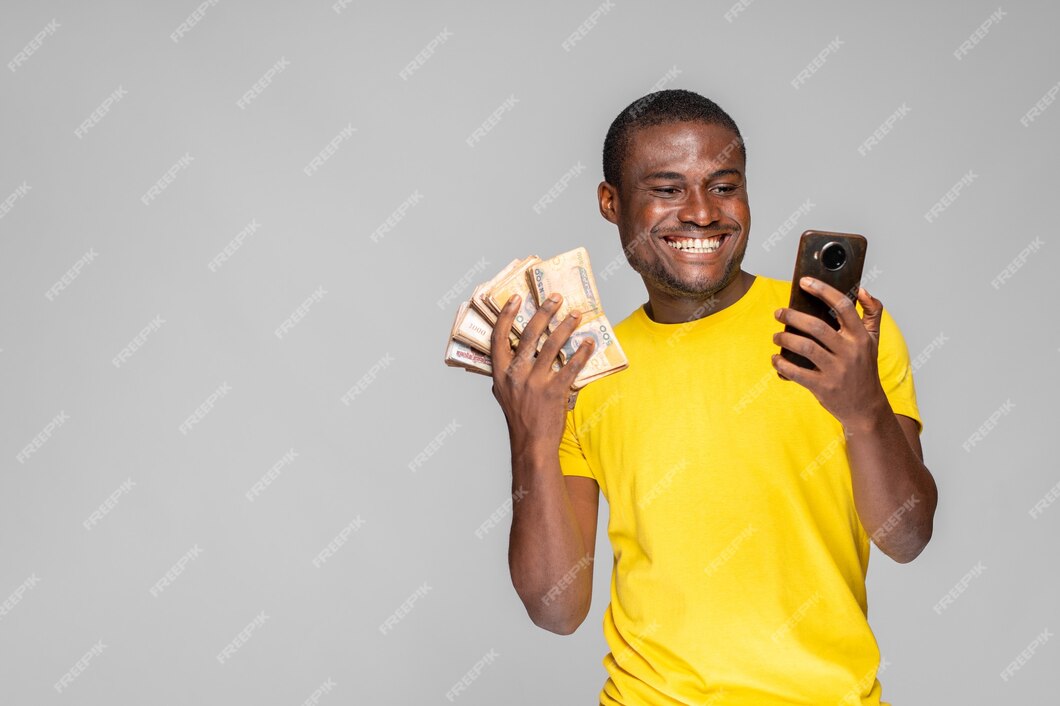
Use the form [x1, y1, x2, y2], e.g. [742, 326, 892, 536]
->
[489, 89, 937, 705]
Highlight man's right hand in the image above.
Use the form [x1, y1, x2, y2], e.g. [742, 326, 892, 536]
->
[490, 292, 596, 452]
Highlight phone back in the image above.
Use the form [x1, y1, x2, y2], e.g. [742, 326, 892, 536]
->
[781, 230, 868, 369]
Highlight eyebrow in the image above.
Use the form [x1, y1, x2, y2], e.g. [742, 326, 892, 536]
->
[641, 168, 742, 181]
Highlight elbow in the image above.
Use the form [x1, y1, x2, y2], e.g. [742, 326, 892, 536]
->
[530, 608, 587, 635]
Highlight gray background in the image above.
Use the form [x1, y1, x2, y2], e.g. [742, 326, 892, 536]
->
[1, 0, 1057, 703]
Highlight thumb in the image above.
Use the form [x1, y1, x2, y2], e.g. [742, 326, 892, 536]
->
[857, 287, 883, 342]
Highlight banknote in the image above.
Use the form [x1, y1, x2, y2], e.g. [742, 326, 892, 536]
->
[529, 246, 604, 330]
[472, 257, 533, 325]
[444, 337, 492, 376]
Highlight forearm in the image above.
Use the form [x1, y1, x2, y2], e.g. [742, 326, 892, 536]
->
[507, 442, 592, 634]
[843, 397, 938, 563]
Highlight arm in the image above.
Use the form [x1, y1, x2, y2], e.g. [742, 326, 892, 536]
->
[490, 291, 599, 633]
[772, 277, 938, 563]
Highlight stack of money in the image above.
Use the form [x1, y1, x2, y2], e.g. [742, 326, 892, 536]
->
[444, 247, 629, 390]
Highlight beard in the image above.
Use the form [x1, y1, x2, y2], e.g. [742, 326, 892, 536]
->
[625, 233, 747, 301]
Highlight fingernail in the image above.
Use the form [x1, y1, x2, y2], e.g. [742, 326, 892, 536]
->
[800, 276, 814, 287]
[548, 292, 561, 303]
[570, 309, 581, 319]
[774, 308, 783, 318]
[508, 294, 520, 307]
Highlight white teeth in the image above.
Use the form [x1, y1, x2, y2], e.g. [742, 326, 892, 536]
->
[666, 235, 725, 253]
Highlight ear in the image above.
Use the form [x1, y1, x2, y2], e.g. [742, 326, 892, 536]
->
[598, 181, 619, 225]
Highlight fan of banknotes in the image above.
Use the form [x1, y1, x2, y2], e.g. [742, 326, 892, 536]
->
[444, 247, 629, 390]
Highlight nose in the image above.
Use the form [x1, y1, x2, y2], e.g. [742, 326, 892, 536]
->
[676, 185, 721, 228]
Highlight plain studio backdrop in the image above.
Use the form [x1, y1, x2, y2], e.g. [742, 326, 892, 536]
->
[1, 1, 1057, 703]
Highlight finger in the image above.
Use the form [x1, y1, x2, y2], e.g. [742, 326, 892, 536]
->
[535, 310, 582, 373]
[513, 292, 562, 366]
[489, 294, 520, 377]
[771, 351, 817, 387]
[857, 287, 883, 342]
[559, 338, 596, 388]
[773, 330, 831, 371]
[800, 277, 861, 333]
[774, 307, 842, 352]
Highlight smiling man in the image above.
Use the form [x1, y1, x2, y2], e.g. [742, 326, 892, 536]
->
[489, 89, 938, 706]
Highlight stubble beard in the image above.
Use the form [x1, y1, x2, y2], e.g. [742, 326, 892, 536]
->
[625, 234, 747, 302]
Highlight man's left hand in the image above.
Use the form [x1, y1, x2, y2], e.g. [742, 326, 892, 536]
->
[771, 276, 888, 428]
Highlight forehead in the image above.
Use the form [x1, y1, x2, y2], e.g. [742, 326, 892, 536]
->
[624, 121, 743, 180]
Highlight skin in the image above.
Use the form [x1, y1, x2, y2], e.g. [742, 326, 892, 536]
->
[494, 119, 938, 635]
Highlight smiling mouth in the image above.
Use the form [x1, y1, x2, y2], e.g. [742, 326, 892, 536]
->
[662, 233, 731, 254]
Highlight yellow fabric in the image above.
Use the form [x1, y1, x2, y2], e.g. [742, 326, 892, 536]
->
[559, 274, 920, 706]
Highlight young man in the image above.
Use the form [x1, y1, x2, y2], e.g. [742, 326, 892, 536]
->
[489, 89, 937, 706]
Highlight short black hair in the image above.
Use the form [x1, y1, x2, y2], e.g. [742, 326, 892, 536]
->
[602, 89, 745, 189]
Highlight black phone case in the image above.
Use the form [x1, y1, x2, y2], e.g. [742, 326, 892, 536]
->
[780, 230, 868, 370]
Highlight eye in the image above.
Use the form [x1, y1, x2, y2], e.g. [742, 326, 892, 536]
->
[712, 185, 737, 194]
[652, 187, 679, 195]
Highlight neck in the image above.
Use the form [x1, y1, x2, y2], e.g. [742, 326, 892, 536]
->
[643, 270, 756, 324]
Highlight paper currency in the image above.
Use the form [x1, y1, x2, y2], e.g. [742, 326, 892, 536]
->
[443, 246, 628, 392]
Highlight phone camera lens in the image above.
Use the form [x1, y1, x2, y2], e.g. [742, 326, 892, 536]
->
[821, 242, 846, 271]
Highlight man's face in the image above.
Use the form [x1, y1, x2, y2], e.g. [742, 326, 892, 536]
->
[601, 121, 750, 301]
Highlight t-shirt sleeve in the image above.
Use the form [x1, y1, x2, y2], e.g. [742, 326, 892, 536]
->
[876, 305, 923, 435]
[558, 407, 596, 479]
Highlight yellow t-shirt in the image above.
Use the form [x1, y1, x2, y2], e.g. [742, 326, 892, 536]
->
[559, 274, 920, 706]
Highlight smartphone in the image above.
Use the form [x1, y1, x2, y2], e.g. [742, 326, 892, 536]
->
[779, 230, 868, 371]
